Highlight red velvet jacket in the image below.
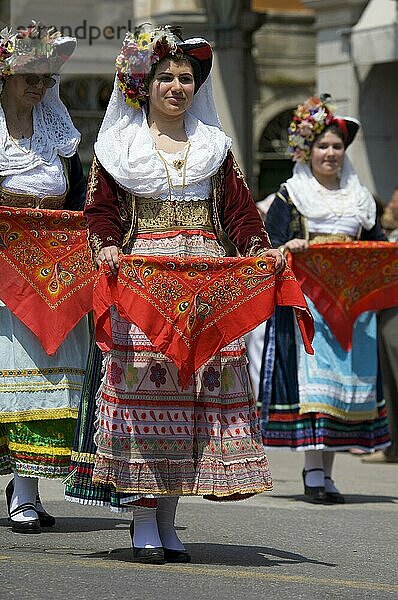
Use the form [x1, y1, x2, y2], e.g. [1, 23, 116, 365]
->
[84, 150, 271, 259]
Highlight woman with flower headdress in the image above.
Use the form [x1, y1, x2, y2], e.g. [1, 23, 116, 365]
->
[65, 23, 286, 564]
[0, 22, 88, 533]
[261, 94, 390, 503]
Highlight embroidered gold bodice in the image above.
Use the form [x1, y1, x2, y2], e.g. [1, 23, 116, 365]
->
[135, 197, 213, 233]
[308, 232, 355, 245]
[86, 152, 269, 260]
[0, 185, 66, 209]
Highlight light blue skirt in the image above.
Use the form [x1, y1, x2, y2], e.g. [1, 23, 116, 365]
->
[295, 298, 378, 421]
[0, 300, 89, 423]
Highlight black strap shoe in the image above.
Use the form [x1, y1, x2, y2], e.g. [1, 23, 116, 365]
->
[6, 478, 56, 527]
[129, 521, 165, 564]
[302, 468, 327, 503]
[8, 503, 41, 534]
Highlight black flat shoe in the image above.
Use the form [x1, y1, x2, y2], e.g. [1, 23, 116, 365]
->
[5, 478, 56, 527]
[8, 503, 41, 534]
[129, 521, 165, 564]
[325, 477, 345, 503]
[163, 548, 191, 563]
[132, 546, 165, 564]
[6, 479, 42, 533]
[302, 468, 327, 503]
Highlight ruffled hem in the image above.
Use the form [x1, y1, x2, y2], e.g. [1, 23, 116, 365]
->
[92, 455, 273, 498]
[263, 441, 391, 452]
[64, 495, 137, 513]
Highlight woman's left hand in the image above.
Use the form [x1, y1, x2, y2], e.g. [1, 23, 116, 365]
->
[261, 248, 286, 274]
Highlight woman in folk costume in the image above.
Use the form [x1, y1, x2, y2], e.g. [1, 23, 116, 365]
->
[262, 94, 389, 503]
[0, 22, 88, 533]
[71, 24, 285, 564]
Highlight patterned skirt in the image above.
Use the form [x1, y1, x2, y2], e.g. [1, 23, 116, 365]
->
[0, 302, 89, 478]
[65, 230, 272, 508]
[0, 418, 76, 477]
[261, 304, 390, 451]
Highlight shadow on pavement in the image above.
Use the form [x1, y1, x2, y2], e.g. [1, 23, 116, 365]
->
[274, 494, 398, 504]
[0, 516, 187, 533]
[81, 543, 337, 568]
[0, 516, 130, 532]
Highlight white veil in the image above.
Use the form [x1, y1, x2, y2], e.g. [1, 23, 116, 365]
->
[0, 75, 81, 176]
[94, 38, 232, 195]
[285, 156, 376, 230]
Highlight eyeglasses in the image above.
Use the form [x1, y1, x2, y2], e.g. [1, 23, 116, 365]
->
[23, 75, 56, 89]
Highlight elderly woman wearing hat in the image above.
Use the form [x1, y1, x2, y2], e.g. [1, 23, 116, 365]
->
[66, 24, 285, 564]
[261, 94, 389, 503]
[0, 22, 87, 533]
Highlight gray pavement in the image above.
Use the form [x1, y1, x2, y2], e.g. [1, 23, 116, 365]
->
[0, 450, 397, 600]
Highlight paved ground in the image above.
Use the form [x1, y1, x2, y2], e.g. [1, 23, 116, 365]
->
[0, 450, 397, 600]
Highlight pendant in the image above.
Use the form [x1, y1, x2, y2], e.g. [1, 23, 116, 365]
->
[172, 158, 184, 171]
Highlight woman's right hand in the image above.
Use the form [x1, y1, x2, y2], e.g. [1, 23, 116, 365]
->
[284, 238, 309, 253]
[96, 245, 120, 275]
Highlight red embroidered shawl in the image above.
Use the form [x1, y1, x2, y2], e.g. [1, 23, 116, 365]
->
[94, 254, 314, 387]
[289, 241, 398, 350]
[0, 206, 96, 354]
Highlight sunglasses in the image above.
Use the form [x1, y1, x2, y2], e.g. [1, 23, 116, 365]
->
[23, 74, 56, 89]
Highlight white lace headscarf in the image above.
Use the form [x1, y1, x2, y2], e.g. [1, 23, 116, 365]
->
[94, 38, 232, 196]
[0, 38, 81, 176]
[285, 156, 376, 230]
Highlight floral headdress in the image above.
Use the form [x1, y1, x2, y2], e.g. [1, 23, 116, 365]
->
[115, 23, 184, 109]
[0, 20, 76, 76]
[287, 94, 337, 163]
[115, 23, 213, 110]
[0, 28, 13, 73]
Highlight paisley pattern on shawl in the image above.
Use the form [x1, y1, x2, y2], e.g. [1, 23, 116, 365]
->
[94, 254, 314, 387]
[0, 206, 96, 354]
[289, 241, 398, 350]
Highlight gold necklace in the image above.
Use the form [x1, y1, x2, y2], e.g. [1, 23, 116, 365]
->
[157, 141, 191, 202]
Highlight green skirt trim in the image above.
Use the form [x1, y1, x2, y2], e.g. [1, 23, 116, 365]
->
[0, 417, 75, 478]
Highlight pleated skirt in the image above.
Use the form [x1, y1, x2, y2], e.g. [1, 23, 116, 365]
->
[261, 304, 390, 451]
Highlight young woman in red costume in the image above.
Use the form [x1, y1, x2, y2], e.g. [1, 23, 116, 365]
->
[66, 24, 284, 564]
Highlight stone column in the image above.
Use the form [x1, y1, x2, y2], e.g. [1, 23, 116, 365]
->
[302, 1, 374, 188]
[203, 0, 262, 187]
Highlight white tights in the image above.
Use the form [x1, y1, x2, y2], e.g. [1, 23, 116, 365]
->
[304, 450, 340, 493]
[132, 497, 185, 550]
[10, 473, 38, 522]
